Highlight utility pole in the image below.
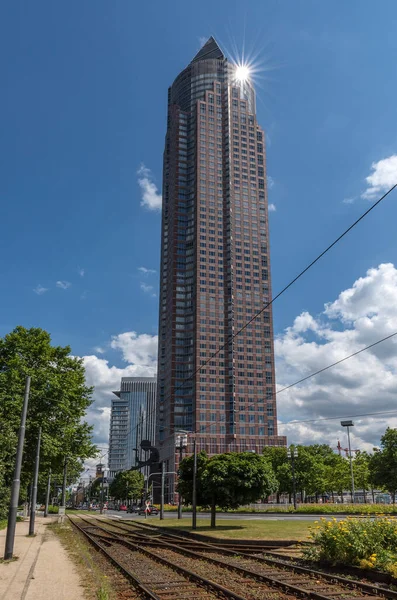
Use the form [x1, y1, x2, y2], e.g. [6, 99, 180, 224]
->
[100, 468, 105, 514]
[44, 469, 52, 517]
[287, 446, 298, 510]
[341, 420, 355, 503]
[29, 427, 42, 536]
[59, 457, 68, 516]
[160, 462, 165, 520]
[192, 439, 197, 530]
[4, 376, 31, 560]
[175, 433, 188, 519]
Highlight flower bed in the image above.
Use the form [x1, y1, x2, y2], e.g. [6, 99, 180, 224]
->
[303, 516, 397, 577]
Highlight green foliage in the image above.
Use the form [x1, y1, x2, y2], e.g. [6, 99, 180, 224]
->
[369, 428, 397, 502]
[304, 516, 397, 576]
[109, 470, 144, 501]
[177, 451, 209, 506]
[178, 451, 278, 527]
[0, 326, 97, 516]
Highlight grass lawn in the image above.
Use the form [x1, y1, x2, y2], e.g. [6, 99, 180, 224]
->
[148, 518, 312, 541]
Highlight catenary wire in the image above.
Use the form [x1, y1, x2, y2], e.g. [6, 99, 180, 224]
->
[160, 329, 397, 438]
[117, 183, 397, 448]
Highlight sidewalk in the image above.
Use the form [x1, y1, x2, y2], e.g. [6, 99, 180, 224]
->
[0, 517, 85, 599]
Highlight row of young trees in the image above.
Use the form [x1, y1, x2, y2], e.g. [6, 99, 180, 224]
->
[263, 428, 397, 503]
[0, 327, 97, 519]
[176, 427, 397, 527]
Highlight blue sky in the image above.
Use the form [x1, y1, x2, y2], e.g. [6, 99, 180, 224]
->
[1, 1, 397, 451]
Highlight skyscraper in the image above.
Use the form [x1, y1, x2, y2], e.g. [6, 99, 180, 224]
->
[109, 377, 156, 479]
[156, 37, 286, 498]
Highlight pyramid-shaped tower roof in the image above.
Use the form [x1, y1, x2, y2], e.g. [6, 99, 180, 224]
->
[190, 36, 224, 64]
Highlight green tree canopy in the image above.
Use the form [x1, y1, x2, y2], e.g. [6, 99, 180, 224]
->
[369, 428, 397, 502]
[109, 470, 144, 502]
[178, 451, 277, 528]
[0, 326, 97, 515]
[177, 450, 209, 506]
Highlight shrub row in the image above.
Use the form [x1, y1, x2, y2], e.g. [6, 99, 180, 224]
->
[163, 503, 397, 515]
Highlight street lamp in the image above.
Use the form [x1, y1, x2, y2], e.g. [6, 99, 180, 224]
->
[175, 433, 188, 520]
[341, 420, 355, 503]
[287, 446, 298, 510]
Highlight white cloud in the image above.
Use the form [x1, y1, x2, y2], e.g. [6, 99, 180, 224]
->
[267, 176, 275, 189]
[343, 197, 355, 204]
[138, 266, 156, 275]
[137, 164, 162, 211]
[93, 346, 105, 354]
[56, 280, 71, 290]
[81, 331, 158, 446]
[110, 331, 158, 366]
[268, 203, 276, 212]
[275, 263, 397, 451]
[140, 282, 157, 297]
[78, 267, 85, 277]
[362, 154, 397, 200]
[33, 284, 48, 295]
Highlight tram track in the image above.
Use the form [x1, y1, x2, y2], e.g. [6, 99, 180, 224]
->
[71, 516, 397, 600]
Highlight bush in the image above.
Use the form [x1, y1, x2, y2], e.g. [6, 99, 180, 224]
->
[296, 504, 397, 515]
[47, 505, 59, 514]
[304, 516, 397, 577]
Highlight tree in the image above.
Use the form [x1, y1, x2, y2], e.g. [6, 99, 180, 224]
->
[369, 428, 397, 503]
[262, 447, 291, 501]
[201, 453, 278, 528]
[0, 326, 97, 516]
[324, 455, 350, 502]
[353, 451, 370, 502]
[178, 451, 278, 527]
[177, 451, 209, 506]
[109, 471, 144, 502]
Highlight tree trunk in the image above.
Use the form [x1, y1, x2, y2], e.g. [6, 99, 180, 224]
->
[288, 492, 292, 503]
[210, 498, 216, 528]
[331, 491, 335, 502]
[340, 491, 344, 503]
[315, 493, 318, 503]
[393, 491, 396, 505]
[371, 488, 375, 503]
[301, 489, 305, 503]
[363, 489, 367, 503]
[276, 492, 280, 504]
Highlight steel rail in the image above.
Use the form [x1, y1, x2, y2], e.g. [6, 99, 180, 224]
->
[70, 517, 247, 600]
[105, 517, 397, 598]
[81, 517, 389, 600]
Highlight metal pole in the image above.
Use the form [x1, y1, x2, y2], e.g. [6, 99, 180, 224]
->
[44, 468, 52, 517]
[160, 462, 165, 520]
[100, 470, 105, 514]
[192, 439, 197, 530]
[145, 476, 149, 520]
[4, 376, 31, 560]
[60, 458, 67, 509]
[292, 453, 297, 510]
[347, 426, 355, 503]
[178, 440, 183, 520]
[29, 427, 42, 536]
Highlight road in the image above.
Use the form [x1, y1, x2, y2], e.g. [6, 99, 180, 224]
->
[106, 510, 334, 521]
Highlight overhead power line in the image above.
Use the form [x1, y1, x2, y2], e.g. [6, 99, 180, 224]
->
[124, 183, 397, 442]
[282, 409, 397, 427]
[168, 183, 397, 401]
[276, 330, 397, 396]
[161, 329, 397, 438]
